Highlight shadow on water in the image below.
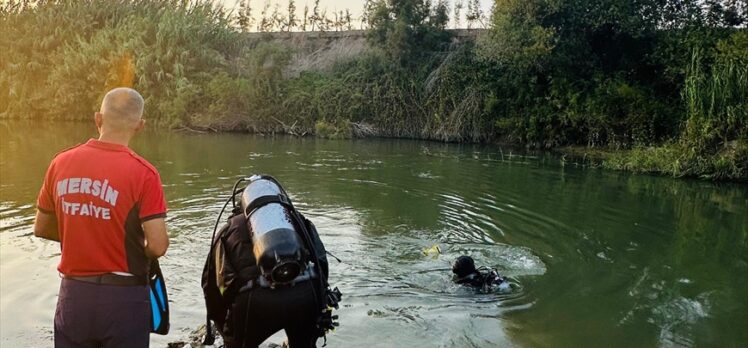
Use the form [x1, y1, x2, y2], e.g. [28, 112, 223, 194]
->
[1, 120, 746, 347]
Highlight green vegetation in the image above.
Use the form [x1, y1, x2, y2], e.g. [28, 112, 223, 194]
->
[606, 43, 747, 180]
[1, 0, 238, 126]
[1, 0, 746, 180]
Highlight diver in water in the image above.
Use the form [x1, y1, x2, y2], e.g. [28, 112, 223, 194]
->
[452, 255, 510, 292]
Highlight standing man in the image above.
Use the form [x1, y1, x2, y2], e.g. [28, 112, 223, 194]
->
[33, 87, 169, 348]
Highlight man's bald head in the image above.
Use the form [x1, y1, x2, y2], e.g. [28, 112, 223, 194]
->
[99, 87, 144, 131]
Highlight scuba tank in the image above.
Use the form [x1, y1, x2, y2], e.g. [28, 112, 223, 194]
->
[240, 175, 306, 286]
[202, 174, 341, 346]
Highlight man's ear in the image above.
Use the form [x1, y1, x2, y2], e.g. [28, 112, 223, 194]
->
[94, 112, 103, 131]
[134, 119, 146, 133]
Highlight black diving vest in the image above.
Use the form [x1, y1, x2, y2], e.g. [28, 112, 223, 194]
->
[201, 211, 330, 332]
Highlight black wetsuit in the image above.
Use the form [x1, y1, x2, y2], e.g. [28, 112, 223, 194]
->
[454, 269, 506, 290]
[217, 214, 329, 348]
[225, 282, 318, 348]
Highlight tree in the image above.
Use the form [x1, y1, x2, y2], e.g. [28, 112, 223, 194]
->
[454, 0, 463, 28]
[703, 0, 748, 27]
[257, 1, 272, 32]
[310, 0, 321, 31]
[236, 0, 255, 32]
[367, 0, 452, 65]
[705, 0, 727, 26]
[432, 0, 449, 30]
[333, 11, 340, 31]
[285, 0, 298, 31]
[722, 0, 747, 26]
[271, 3, 284, 30]
[321, 8, 333, 31]
[477, 0, 554, 69]
[465, 0, 483, 29]
[345, 9, 354, 30]
[361, 0, 374, 29]
[659, 0, 706, 29]
[302, 5, 309, 31]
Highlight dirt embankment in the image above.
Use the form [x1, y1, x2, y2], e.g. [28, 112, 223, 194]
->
[242, 29, 483, 77]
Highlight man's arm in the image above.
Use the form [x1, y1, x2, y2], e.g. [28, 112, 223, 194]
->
[143, 217, 169, 258]
[33, 210, 59, 242]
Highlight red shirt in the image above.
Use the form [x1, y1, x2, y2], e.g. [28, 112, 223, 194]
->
[36, 139, 167, 277]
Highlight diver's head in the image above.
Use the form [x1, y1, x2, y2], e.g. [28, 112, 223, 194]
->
[452, 255, 477, 278]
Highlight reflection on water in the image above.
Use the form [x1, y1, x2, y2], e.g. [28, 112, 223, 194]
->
[1, 120, 747, 347]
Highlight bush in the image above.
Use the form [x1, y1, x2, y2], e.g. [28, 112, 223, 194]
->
[315, 119, 351, 139]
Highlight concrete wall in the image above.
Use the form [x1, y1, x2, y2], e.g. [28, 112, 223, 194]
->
[243, 29, 483, 43]
[241, 29, 483, 77]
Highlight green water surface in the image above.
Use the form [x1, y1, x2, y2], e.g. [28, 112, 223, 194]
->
[1, 121, 746, 347]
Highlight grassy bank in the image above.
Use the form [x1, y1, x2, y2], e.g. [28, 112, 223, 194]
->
[1, 0, 746, 181]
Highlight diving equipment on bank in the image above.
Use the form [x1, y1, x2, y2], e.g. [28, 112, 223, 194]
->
[201, 175, 342, 345]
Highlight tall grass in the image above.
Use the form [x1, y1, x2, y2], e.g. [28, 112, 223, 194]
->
[1, 0, 237, 126]
[684, 49, 748, 149]
[605, 46, 747, 181]
[680, 48, 747, 179]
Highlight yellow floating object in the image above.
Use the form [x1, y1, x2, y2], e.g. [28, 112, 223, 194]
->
[423, 244, 442, 256]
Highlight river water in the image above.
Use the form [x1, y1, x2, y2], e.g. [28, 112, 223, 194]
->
[1, 121, 747, 347]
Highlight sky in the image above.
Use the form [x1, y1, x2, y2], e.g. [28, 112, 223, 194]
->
[219, 0, 495, 29]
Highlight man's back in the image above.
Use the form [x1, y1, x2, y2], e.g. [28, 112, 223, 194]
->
[38, 139, 166, 278]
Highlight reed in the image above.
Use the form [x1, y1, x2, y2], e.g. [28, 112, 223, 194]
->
[1, 0, 238, 125]
[683, 49, 748, 148]
[605, 47, 747, 180]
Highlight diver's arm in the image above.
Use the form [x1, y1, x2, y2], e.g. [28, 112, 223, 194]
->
[305, 217, 329, 280]
[143, 217, 169, 258]
[33, 210, 60, 242]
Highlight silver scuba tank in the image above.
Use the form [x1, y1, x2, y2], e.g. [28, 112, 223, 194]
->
[240, 175, 306, 286]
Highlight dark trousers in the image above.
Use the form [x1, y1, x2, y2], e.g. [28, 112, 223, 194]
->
[54, 278, 150, 348]
[224, 281, 318, 348]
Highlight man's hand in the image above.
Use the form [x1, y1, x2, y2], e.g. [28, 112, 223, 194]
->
[33, 210, 59, 242]
[143, 217, 169, 258]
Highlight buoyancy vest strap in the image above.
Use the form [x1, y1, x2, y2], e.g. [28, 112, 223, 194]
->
[243, 194, 293, 216]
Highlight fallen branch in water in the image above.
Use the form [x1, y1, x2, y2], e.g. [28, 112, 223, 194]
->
[271, 117, 307, 137]
[172, 125, 217, 133]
